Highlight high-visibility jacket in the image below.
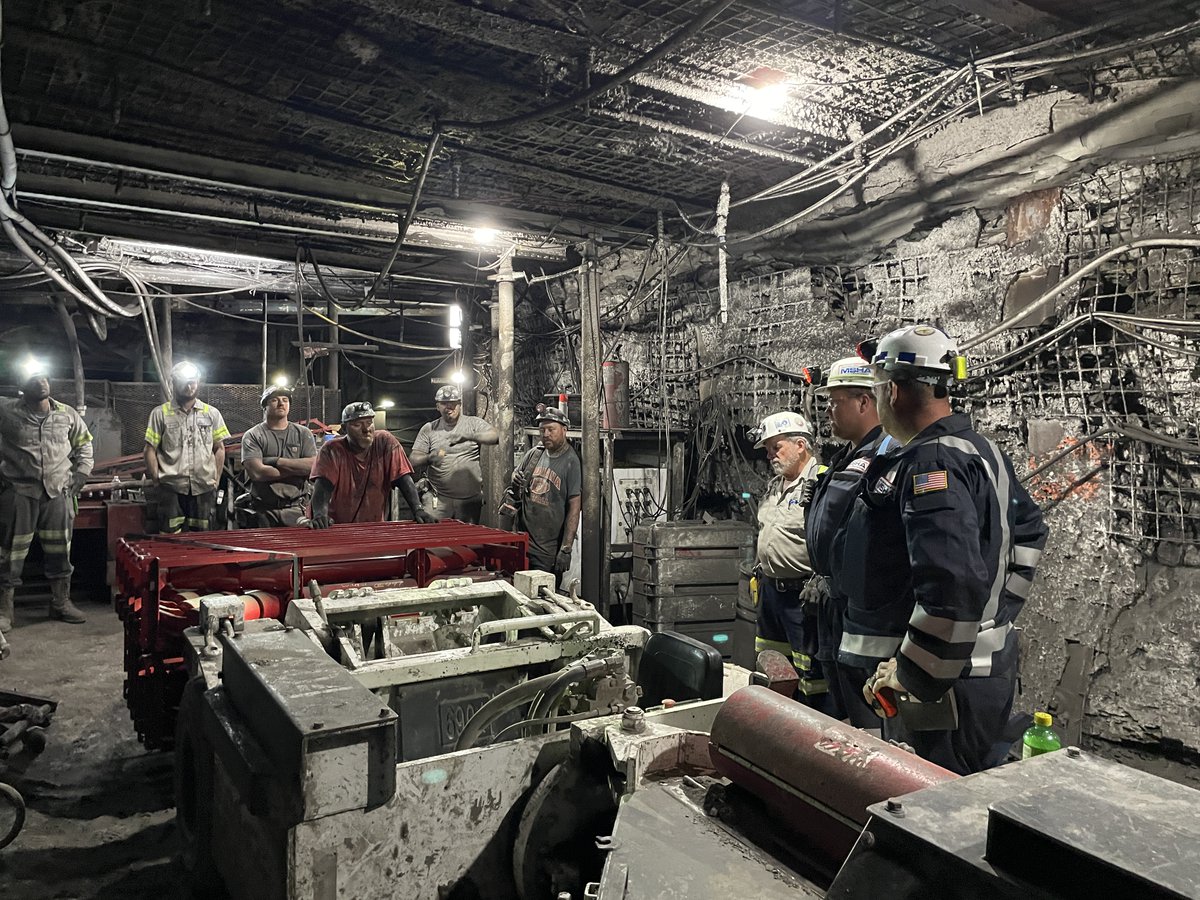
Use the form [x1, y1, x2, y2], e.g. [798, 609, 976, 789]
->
[0, 398, 93, 499]
[832, 414, 1048, 701]
[145, 400, 230, 494]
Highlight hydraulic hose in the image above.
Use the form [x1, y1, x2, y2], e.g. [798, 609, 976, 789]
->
[454, 655, 623, 751]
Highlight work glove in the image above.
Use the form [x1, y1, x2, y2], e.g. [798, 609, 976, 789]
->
[414, 509, 437, 525]
[70, 471, 89, 496]
[555, 546, 572, 573]
[309, 513, 332, 529]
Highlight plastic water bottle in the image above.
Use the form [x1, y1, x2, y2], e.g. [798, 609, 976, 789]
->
[1021, 711, 1061, 759]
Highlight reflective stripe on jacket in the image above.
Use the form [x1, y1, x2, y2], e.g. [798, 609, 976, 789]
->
[0, 398, 94, 499]
[833, 414, 1048, 700]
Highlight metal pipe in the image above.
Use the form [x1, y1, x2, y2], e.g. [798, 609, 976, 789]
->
[53, 298, 86, 415]
[160, 290, 173, 393]
[581, 240, 602, 605]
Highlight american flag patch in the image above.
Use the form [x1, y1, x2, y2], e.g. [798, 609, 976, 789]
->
[912, 470, 948, 495]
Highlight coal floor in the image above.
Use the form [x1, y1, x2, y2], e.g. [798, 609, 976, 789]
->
[0, 590, 182, 898]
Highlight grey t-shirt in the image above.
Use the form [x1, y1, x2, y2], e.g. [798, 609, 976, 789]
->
[241, 421, 318, 505]
[411, 414, 491, 500]
[520, 446, 582, 567]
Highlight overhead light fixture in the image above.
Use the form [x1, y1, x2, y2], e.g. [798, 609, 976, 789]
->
[448, 304, 463, 350]
[451, 370, 466, 385]
[738, 66, 791, 120]
[378, 399, 395, 410]
[473, 227, 498, 245]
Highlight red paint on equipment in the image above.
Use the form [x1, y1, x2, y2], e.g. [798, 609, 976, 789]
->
[113, 521, 528, 748]
[709, 686, 956, 867]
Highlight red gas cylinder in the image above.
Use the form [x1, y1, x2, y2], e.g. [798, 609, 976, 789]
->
[709, 686, 957, 866]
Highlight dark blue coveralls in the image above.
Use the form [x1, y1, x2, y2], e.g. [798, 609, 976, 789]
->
[805, 425, 895, 727]
[831, 414, 1048, 775]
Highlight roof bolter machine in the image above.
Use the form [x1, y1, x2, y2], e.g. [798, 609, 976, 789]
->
[172, 559, 1200, 899]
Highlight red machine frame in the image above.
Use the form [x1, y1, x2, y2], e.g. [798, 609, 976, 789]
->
[114, 521, 528, 748]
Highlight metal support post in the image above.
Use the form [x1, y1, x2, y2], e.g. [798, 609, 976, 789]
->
[581, 240, 602, 607]
[487, 250, 517, 528]
[327, 298, 340, 393]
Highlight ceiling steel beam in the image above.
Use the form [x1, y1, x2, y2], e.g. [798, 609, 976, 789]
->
[8, 26, 668, 226]
[382, 0, 850, 140]
[942, 0, 1066, 33]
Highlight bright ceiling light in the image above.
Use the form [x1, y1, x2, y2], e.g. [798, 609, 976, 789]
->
[451, 370, 466, 385]
[746, 80, 791, 119]
[449, 305, 463, 328]
[473, 227, 498, 245]
[378, 399, 395, 410]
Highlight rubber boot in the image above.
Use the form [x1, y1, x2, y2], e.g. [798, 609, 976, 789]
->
[0, 587, 13, 633]
[49, 578, 86, 624]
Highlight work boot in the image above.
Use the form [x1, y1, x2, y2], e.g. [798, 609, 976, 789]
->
[48, 579, 86, 625]
[0, 587, 13, 633]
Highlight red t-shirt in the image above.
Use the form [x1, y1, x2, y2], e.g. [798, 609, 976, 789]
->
[310, 430, 413, 524]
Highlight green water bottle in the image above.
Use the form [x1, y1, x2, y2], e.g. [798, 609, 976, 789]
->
[1021, 711, 1061, 759]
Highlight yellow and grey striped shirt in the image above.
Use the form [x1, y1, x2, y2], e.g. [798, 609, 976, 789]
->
[145, 400, 230, 494]
[0, 398, 94, 499]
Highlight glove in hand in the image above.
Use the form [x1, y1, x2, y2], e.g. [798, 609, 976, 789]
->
[415, 509, 437, 525]
[555, 546, 572, 573]
[310, 514, 332, 529]
[71, 471, 89, 495]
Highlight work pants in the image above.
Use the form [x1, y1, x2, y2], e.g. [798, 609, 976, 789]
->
[882, 664, 1018, 776]
[813, 582, 880, 729]
[159, 487, 216, 534]
[430, 494, 484, 525]
[0, 488, 75, 587]
[755, 578, 835, 714]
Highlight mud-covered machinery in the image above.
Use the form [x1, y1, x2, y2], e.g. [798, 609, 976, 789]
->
[114, 521, 527, 748]
[175, 574, 1200, 900]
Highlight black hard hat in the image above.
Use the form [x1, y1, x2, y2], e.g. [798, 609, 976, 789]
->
[341, 401, 376, 423]
[536, 407, 570, 427]
[260, 384, 293, 406]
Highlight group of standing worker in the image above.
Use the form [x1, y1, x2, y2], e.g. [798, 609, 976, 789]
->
[2, 323, 1044, 778]
[753, 324, 1048, 776]
[0, 356, 580, 658]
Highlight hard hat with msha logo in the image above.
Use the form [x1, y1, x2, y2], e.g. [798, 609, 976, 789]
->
[435, 385, 462, 403]
[814, 357, 875, 393]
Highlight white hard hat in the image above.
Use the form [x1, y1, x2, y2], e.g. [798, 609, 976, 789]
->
[753, 411, 813, 450]
[170, 360, 202, 383]
[859, 324, 966, 385]
[815, 357, 874, 393]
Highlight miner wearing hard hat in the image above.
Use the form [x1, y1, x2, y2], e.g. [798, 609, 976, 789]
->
[832, 324, 1048, 775]
[0, 355, 94, 631]
[307, 401, 436, 528]
[409, 384, 498, 524]
[753, 410, 829, 708]
[804, 356, 897, 727]
[238, 382, 318, 527]
[144, 361, 230, 533]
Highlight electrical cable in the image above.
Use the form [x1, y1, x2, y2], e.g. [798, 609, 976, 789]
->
[961, 236, 1200, 351]
[360, 129, 442, 308]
